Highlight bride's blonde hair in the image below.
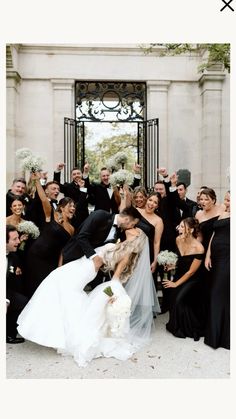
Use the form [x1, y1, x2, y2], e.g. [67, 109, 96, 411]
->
[102, 229, 146, 283]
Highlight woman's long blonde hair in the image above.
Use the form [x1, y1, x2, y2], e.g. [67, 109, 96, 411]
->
[102, 229, 146, 283]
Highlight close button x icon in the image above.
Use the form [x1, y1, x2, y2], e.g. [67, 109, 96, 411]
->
[220, 0, 234, 11]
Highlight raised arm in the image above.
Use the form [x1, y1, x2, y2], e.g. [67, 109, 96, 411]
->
[30, 172, 52, 221]
[151, 217, 164, 273]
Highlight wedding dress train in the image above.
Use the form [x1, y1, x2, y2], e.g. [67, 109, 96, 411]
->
[17, 239, 160, 366]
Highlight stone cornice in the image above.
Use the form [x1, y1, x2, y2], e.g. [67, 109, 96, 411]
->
[198, 72, 225, 86]
[51, 79, 75, 90]
[6, 71, 21, 84]
[146, 80, 171, 92]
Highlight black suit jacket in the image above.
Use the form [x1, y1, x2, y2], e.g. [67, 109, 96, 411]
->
[88, 177, 140, 214]
[62, 210, 116, 264]
[53, 171, 89, 229]
[177, 197, 198, 219]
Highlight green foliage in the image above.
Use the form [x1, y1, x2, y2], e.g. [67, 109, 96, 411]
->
[140, 43, 230, 72]
[85, 133, 137, 182]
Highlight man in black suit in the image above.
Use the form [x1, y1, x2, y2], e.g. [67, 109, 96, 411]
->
[176, 182, 198, 219]
[53, 162, 90, 230]
[88, 164, 141, 214]
[6, 225, 28, 344]
[61, 206, 141, 279]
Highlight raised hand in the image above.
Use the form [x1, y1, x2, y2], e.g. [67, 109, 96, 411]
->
[157, 167, 168, 177]
[83, 162, 90, 174]
[56, 162, 66, 171]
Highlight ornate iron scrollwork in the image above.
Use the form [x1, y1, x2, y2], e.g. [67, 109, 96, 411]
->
[75, 81, 146, 121]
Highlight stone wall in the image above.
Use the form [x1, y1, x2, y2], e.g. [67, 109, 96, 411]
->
[6, 44, 230, 201]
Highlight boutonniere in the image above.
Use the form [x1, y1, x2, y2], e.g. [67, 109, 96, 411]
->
[9, 266, 15, 274]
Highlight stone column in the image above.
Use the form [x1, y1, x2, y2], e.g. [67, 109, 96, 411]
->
[6, 71, 21, 186]
[51, 79, 74, 182]
[199, 71, 226, 199]
[146, 80, 171, 185]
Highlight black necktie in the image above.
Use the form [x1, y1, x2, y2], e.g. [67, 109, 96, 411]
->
[103, 184, 111, 189]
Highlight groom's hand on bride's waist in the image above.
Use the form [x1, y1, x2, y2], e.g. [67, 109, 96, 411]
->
[92, 255, 104, 272]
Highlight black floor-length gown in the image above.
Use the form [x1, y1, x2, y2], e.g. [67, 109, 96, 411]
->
[204, 217, 230, 349]
[24, 220, 71, 297]
[166, 250, 205, 340]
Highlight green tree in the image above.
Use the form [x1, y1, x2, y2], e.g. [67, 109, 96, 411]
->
[140, 43, 230, 72]
[85, 133, 137, 181]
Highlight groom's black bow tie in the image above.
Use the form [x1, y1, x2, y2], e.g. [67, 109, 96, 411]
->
[50, 199, 58, 204]
[103, 183, 111, 189]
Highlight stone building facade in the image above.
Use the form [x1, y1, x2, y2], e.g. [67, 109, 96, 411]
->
[6, 44, 230, 201]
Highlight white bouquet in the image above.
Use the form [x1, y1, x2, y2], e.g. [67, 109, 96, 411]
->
[106, 156, 119, 173]
[113, 151, 128, 168]
[17, 221, 40, 250]
[157, 250, 178, 280]
[103, 286, 131, 338]
[17, 221, 40, 239]
[15, 148, 33, 160]
[109, 169, 134, 188]
[21, 154, 44, 173]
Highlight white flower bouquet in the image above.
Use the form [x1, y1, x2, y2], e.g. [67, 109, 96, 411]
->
[21, 155, 44, 173]
[113, 151, 128, 168]
[15, 148, 33, 160]
[106, 156, 119, 173]
[16, 147, 44, 173]
[17, 221, 40, 250]
[17, 221, 40, 239]
[103, 286, 131, 338]
[157, 250, 178, 280]
[109, 169, 134, 188]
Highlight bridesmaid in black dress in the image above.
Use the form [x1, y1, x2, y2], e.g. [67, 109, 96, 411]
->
[25, 172, 75, 297]
[195, 188, 225, 321]
[204, 191, 230, 349]
[163, 218, 205, 341]
[135, 193, 164, 274]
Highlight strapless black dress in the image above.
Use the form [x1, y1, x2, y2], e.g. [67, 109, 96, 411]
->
[204, 217, 230, 349]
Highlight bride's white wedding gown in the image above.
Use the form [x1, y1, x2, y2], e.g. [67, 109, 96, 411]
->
[17, 239, 160, 367]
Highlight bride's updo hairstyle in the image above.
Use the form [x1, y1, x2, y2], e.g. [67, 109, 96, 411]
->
[102, 229, 146, 283]
[182, 217, 200, 238]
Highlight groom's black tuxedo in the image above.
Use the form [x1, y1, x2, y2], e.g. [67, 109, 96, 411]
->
[62, 210, 123, 265]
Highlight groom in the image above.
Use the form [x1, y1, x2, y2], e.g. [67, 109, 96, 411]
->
[61, 206, 141, 277]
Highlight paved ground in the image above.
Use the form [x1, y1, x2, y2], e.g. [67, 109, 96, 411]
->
[6, 313, 230, 379]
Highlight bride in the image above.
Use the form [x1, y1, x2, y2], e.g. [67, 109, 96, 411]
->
[17, 227, 160, 367]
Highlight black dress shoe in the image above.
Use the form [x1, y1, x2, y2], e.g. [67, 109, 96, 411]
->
[6, 336, 25, 344]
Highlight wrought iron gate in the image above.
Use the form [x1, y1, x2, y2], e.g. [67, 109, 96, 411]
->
[64, 117, 159, 190]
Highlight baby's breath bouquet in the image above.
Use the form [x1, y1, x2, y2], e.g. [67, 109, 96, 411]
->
[21, 155, 44, 173]
[113, 151, 128, 169]
[106, 156, 119, 173]
[157, 250, 178, 280]
[110, 169, 134, 188]
[15, 148, 33, 160]
[17, 221, 40, 250]
[16, 147, 44, 173]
